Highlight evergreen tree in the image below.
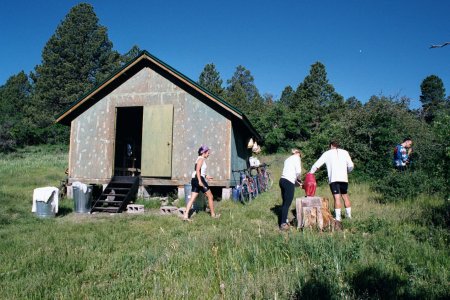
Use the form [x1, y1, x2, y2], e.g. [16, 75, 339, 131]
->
[255, 100, 301, 153]
[420, 75, 446, 123]
[30, 3, 120, 143]
[345, 96, 362, 109]
[279, 86, 295, 107]
[225, 65, 260, 114]
[293, 61, 344, 140]
[120, 45, 141, 66]
[0, 71, 32, 151]
[198, 63, 224, 97]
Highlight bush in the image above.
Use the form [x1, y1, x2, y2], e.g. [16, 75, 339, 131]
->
[372, 169, 427, 202]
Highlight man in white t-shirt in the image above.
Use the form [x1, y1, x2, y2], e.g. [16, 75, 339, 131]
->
[309, 141, 354, 221]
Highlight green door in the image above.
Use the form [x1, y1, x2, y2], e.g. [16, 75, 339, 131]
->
[141, 105, 173, 177]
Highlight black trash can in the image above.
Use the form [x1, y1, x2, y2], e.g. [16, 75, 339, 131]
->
[73, 185, 93, 213]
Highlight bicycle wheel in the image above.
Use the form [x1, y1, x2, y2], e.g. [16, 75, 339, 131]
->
[258, 174, 266, 192]
[266, 172, 274, 190]
[250, 177, 258, 197]
[240, 182, 252, 204]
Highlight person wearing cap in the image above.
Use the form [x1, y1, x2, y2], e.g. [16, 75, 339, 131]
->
[279, 149, 302, 231]
[309, 141, 354, 221]
[183, 145, 220, 220]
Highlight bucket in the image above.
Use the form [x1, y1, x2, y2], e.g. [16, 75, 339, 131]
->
[35, 201, 55, 218]
[73, 185, 93, 213]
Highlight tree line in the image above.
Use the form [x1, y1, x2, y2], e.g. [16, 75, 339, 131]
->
[0, 3, 448, 198]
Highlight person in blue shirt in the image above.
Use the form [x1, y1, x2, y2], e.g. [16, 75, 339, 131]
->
[393, 137, 413, 171]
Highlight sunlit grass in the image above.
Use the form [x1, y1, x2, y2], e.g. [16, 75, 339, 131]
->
[0, 146, 448, 299]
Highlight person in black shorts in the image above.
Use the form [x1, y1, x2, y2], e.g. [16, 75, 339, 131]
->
[310, 141, 354, 221]
[183, 145, 220, 220]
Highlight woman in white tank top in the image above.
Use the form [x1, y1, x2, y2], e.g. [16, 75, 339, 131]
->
[183, 145, 220, 220]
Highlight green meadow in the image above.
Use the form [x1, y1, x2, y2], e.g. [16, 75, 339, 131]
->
[0, 146, 448, 299]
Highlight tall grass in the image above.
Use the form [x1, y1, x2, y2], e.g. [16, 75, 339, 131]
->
[0, 147, 448, 299]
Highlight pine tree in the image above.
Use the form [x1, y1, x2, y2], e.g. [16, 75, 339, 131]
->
[420, 75, 446, 123]
[225, 65, 260, 115]
[30, 3, 121, 142]
[198, 63, 224, 97]
[279, 86, 295, 108]
[120, 45, 142, 66]
[292, 61, 344, 140]
[0, 71, 32, 150]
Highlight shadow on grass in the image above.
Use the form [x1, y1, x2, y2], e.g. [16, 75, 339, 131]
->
[292, 265, 412, 299]
[350, 266, 407, 298]
[270, 204, 282, 226]
[270, 204, 298, 227]
[291, 274, 333, 300]
[57, 206, 73, 217]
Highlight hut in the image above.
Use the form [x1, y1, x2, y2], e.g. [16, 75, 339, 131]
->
[56, 50, 260, 200]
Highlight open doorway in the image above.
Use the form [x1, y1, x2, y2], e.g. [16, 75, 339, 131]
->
[114, 107, 143, 176]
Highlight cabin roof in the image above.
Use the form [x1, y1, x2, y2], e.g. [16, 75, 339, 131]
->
[55, 50, 261, 140]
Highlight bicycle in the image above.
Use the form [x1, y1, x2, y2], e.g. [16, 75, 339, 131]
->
[247, 169, 259, 198]
[249, 166, 263, 195]
[259, 163, 273, 192]
[232, 169, 253, 204]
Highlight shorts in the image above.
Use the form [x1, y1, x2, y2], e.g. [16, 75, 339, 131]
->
[329, 182, 348, 195]
[191, 176, 209, 193]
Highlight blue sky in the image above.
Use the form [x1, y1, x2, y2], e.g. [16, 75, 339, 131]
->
[1, 0, 449, 109]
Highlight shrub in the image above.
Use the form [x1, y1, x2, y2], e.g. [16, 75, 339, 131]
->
[372, 169, 427, 203]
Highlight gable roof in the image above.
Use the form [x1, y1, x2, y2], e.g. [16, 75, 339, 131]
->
[55, 50, 261, 140]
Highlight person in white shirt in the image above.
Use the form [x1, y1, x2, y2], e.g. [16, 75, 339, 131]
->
[310, 141, 354, 221]
[183, 145, 220, 221]
[279, 149, 302, 230]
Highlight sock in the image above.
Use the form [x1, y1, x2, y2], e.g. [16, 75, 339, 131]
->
[335, 209, 341, 221]
[346, 207, 352, 218]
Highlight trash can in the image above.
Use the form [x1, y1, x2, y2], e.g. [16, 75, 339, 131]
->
[36, 201, 55, 218]
[73, 185, 93, 213]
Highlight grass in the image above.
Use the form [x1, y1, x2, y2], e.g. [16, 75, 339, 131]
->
[0, 147, 448, 299]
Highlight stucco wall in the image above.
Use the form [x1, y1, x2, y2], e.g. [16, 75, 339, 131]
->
[69, 67, 230, 184]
